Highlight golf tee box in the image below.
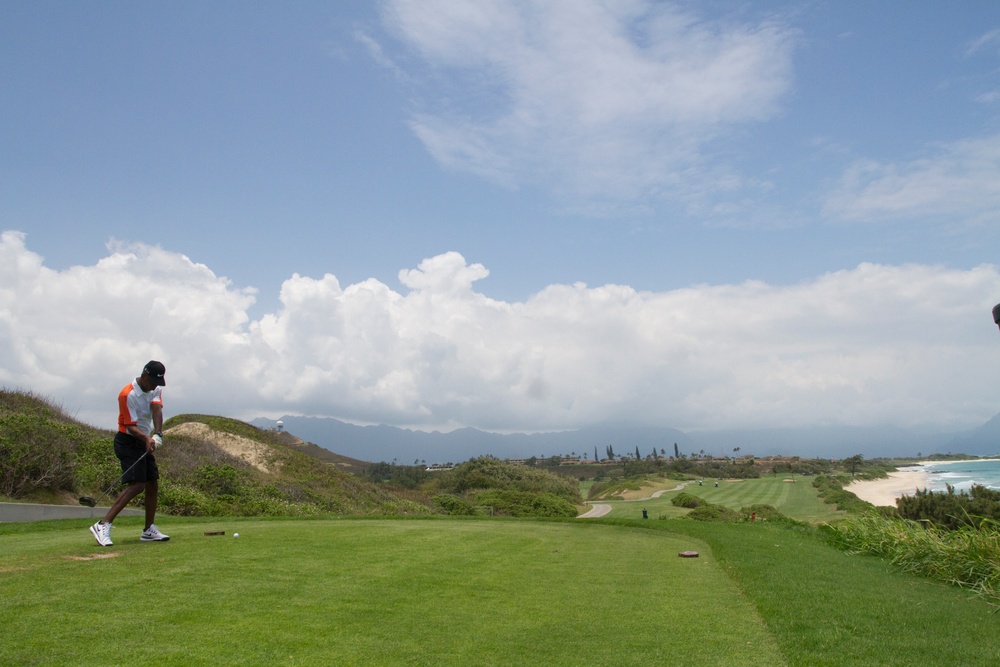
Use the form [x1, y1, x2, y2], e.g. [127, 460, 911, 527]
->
[203, 530, 226, 536]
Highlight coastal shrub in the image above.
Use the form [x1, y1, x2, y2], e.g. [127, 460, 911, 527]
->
[469, 489, 578, 518]
[432, 494, 475, 515]
[0, 411, 88, 497]
[896, 485, 1000, 530]
[72, 434, 119, 491]
[158, 480, 222, 516]
[812, 475, 871, 513]
[197, 463, 249, 497]
[688, 503, 741, 522]
[429, 457, 581, 503]
[828, 511, 1000, 607]
[671, 492, 703, 508]
[361, 461, 431, 489]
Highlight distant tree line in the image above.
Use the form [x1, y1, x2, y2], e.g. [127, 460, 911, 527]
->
[360, 461, 432, 489]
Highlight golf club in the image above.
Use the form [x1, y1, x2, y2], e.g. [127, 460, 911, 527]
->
[78, 450, 149, 508]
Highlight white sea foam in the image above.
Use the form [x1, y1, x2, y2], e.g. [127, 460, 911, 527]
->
[923, 459, 1000, 493]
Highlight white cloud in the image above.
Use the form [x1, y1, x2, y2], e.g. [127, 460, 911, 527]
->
[0, 232, 258, 413]
[825, 133, 1000, 226]
[372, 0, 796, 209]
[964, 29, 1000, 58]
[3, 232, 999, 433]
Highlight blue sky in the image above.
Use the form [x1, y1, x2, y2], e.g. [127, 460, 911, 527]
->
[3, 1, 1000, 440]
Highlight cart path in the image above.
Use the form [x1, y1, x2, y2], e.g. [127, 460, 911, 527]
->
[577, 503, 613, 518]
[577, 481, 692, 518]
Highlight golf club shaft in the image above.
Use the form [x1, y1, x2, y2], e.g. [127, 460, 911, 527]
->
[87, 450, 150, 506]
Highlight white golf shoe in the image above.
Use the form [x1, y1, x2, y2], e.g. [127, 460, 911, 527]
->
[89, 521, 113, 547]
[140, 524, 170, 542]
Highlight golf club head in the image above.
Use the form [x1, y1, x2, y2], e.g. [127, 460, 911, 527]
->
[78, 496, 97, 507]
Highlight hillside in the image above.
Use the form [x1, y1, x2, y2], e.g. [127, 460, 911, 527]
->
[159, 413, 433, 516]
[0, 389, 432, 516]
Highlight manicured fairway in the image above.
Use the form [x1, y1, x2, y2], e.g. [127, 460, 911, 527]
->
[601, 475, 845, 523]
[1, 517, 785, 666]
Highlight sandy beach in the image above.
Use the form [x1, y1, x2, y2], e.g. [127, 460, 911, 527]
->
[845, 468, 931, 507]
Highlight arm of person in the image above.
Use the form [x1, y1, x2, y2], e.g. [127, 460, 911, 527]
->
[151, 402, 163, 450]
[126, 423, 156, 452]
[152, 401, 163, 434]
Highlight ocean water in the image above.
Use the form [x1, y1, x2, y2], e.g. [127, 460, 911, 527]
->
[923, 459, 1000, 493]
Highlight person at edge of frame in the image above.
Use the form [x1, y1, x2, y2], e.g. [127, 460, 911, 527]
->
[994, 302, 1000, 332]
[89, 361, 170, 547]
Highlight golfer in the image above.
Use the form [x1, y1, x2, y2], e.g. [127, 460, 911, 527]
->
[90, 361, 170, 546]
[994, 303, 1000, 331]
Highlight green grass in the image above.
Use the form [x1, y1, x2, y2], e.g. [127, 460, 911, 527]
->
[1, 517, 784, 666]
[600, 475, 845, 523]
[660, 519, 1000, 666]
[3, 515, 998, 666]
[830, 512, 1000, 606]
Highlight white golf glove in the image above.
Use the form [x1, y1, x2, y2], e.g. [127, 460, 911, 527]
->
[152, 433, 163, 450]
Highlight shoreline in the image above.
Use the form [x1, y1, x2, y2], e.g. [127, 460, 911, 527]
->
[845, 469, 932, 507]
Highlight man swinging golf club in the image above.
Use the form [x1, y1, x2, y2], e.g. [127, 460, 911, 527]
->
[89, 361, 170, 546]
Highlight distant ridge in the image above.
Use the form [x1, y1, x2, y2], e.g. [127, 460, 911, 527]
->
[944, 413, 1000, 456]
[250, 414, 996, 464]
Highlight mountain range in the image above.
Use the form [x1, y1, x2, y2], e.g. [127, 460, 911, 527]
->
[250, 413, 1000, 464]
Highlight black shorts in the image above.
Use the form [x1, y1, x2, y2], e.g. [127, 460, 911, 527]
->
[113, 432, 159, 483]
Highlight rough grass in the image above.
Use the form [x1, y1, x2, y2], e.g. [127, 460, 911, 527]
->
[828, 511, 1000, 607]
[651, 519, 1000, 666]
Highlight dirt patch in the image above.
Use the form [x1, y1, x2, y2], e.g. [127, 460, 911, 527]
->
[66, 553, 119, 561]
[165, 422, 275, 473]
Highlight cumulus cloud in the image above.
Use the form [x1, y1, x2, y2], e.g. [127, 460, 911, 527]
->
[3, 231, 999, 433]
[825, 133, 1000, 226]
[370, 0, 797, 209]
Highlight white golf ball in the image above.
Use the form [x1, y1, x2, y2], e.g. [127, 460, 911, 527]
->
[233, 533, 239, 538]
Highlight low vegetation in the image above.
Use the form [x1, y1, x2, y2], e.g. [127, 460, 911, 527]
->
[0, 391, 431, 516]
[425, 456, 581, 517]
[895, 484, 1000, 529]
[827, 511, 1000, 607]
[811, 474, 878, 514]
[0, 390, 582, 519]
[0, 390, 108, 498]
